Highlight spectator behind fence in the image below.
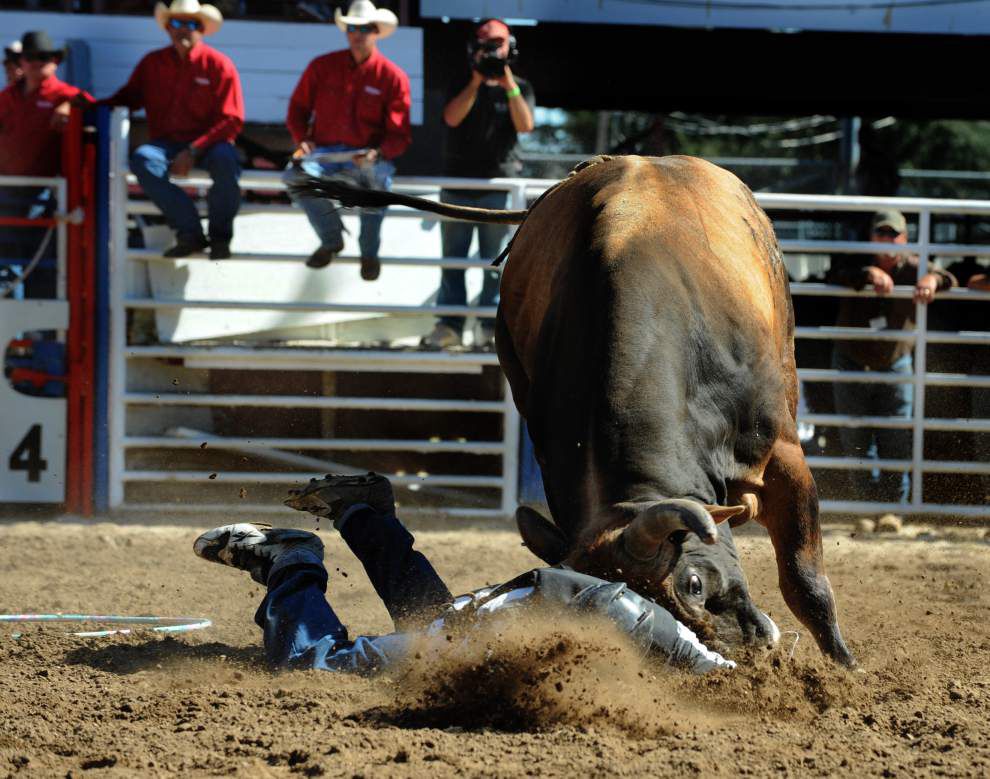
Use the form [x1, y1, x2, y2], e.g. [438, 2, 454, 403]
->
[282, 0, 411, 281]
[0, 32, 91, 297]
[4, 40, 22, 87]
[421, 18, 535, 350]
[78, 1, 244, 261]
[827, 209, 956, 504]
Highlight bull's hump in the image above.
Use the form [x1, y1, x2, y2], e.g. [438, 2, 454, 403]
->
[591, 156, 782, 335]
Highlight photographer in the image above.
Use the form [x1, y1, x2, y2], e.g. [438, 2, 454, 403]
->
[422, 18, 534, 349]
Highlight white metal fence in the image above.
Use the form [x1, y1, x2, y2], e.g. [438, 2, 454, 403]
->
[763, 193, 990, 518]
[108, 110, 544, 517]
[106, 111, 990, 518]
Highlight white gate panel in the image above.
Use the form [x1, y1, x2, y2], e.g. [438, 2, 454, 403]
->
[0, 300, 68, 503]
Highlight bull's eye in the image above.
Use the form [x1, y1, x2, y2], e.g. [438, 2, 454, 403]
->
[688, 574, 703, 597]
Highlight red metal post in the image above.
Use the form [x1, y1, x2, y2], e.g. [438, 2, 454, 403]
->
[63, 110, 85, 514]
[79, 139, 97, 515]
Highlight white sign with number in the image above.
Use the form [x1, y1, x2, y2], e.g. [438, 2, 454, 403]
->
[1, 300, 68, 503]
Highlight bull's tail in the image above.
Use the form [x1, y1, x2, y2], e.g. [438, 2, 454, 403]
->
[287, 174, 528, 225]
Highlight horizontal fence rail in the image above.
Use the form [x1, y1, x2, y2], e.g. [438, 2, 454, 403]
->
[0, 173, 69, 300]
[108, 109, 523, 516]
[107, 109, 990, 518]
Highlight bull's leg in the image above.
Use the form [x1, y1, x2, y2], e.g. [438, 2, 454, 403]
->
[760, 439, 857, 667]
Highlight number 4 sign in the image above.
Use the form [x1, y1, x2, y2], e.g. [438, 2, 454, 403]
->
[9, 424, 48, 483]
[1, 300, 67, 503]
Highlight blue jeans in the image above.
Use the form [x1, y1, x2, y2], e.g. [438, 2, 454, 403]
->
[437, 189, 508, 334]
[255, 505, 452, 670]
[832, 350, 914, 503]
[130, 140, 241, 244]
[282, 145, 395, 260]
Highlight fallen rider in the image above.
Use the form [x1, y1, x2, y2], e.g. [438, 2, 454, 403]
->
[193, 473, 736, 675]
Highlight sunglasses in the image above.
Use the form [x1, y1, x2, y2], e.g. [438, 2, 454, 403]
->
[168, 18, 204, 31]
[346, 24, 377, 34]
[872, 226, 902, 238]
[24, 52, 58, 63]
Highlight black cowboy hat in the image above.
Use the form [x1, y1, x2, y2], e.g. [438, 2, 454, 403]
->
[20, 31, 65, 59]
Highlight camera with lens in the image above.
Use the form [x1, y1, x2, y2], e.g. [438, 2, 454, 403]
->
[468, 35, 517, 79]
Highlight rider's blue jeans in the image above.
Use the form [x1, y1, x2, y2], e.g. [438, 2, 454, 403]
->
[254, 505, 452, 670]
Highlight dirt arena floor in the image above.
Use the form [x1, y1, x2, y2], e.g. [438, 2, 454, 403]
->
[1, 513, 988, 778]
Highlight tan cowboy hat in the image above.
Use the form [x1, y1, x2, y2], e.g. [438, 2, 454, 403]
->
[334, 0, 398, 39]
[154, 0, 223, 36]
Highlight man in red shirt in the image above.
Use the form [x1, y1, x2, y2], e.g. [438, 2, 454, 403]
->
[84, 1, 244, 260]
[282, 0, 412, 280]
[0, 31, 90, 297]
[0, 31, 87, 179]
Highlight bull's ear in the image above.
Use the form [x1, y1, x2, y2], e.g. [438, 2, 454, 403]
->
[515, 505, 569, 565]
[704, 504, 748, 524]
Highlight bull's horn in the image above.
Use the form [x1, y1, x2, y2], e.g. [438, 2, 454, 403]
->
[621, 499, 743, 562]
[705, 503, 751, 524]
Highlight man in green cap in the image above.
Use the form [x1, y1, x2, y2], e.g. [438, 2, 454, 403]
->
[828, 209, 956, 504]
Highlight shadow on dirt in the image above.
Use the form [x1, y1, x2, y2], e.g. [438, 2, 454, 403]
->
[63, 636, 265, 674]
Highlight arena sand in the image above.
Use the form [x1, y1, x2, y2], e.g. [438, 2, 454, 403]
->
[0, 517, 988, 777]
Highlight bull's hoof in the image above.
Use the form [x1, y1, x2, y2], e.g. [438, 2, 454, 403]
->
[835, 652, 858, 670]
[825, 636, 858, 669]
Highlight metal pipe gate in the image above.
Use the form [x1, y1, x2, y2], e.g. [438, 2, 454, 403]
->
[1, 109, 98, 513]
[104, 111, 990, 518]
[107, 110, 530, 517]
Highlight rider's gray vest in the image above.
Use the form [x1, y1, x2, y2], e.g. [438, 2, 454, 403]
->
[309, 567, 735, 676]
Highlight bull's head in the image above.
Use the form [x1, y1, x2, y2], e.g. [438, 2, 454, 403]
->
[516, 500, 780, 654]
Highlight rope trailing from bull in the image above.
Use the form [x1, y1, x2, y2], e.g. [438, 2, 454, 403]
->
[286, 168, 528, 225]
[285, 155, 618, 267]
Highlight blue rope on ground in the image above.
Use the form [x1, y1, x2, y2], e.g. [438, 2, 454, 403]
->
[0, 613, 212, 638]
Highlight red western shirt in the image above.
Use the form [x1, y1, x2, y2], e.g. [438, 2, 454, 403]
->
[0, 75, 90, 176]
[287, 49, 411, 160]
[105, 43, 244, 151]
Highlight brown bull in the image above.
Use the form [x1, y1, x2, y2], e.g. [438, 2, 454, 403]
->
[288, 154, 856, 666]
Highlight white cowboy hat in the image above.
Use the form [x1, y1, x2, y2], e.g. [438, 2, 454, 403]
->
[154, 0, 223, 36]
[334, 0, 398, 39]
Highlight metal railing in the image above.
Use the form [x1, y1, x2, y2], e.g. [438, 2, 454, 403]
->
[108, 109, 531, 517]
[0, 174, 69, 299]
[107, 111, 990, 517]
[763, 193, 990, 517]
